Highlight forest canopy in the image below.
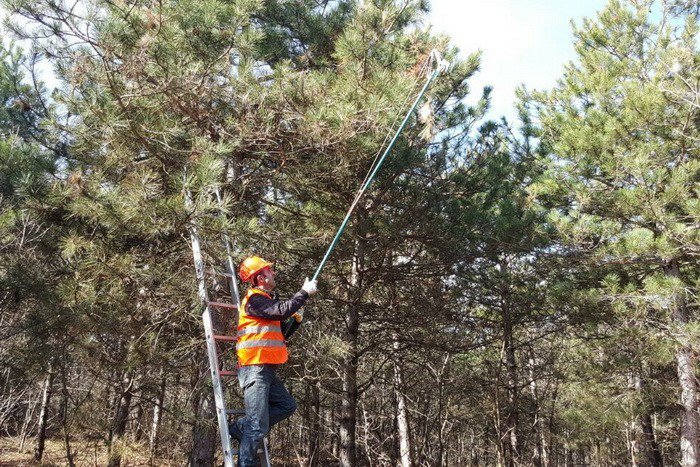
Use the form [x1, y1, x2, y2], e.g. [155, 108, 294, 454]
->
[0, 1, 699, 466]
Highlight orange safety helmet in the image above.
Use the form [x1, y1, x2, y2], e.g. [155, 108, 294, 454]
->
[239, 256, 273, 283]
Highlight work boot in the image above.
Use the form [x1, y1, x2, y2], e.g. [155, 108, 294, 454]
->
[228, 419, 243, 441]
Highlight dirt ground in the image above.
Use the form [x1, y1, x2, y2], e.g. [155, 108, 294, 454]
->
[0, 437, 181, 466]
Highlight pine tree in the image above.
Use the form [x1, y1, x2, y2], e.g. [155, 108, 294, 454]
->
[1, 0, 584, 464]
[529, 1, 700, 464]
[4, 0, 485, 463]
[228, 2, 487, 463]
[0, 38, 64, 459]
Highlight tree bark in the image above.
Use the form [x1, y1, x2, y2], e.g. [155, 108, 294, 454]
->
[149, 371, 166, 460]
[306, 380, 321, 467]
[393, 349, 412, 467]
[188, 354, 217, 466]
[339, 308, 358, 467]
[59, 362, 75, 467]
[331, 405, 339, 459]
[339, 238, 362, 467]
[633, 371, 662, 467]
[19, 388, 38, 453]
[528, 354, 547, 467]
[388, 254, 411, 467]
[639, 412, 662, 467]
[665, 261, 698, 467]
[502, 292, 519, 467]
[435, 355, 450, 466]
[133, 402, 144, 443]
[107, 371, 135, 467]
[33, 360, 55, 461]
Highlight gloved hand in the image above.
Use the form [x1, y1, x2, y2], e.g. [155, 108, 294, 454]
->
[292, 311, 304, 323]
[302, 277, 317, 296]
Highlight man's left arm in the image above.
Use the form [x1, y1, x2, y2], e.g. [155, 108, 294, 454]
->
[246, 290, 309, 321]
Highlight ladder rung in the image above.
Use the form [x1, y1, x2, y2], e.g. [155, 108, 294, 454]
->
[219, 370, 237, 377]
[226, 409, 246, 415]
[214, 334, 236, 342]
[208, 301, 238, 309]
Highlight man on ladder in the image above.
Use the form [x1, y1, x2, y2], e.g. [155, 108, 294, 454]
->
[232, 256, 317, 466]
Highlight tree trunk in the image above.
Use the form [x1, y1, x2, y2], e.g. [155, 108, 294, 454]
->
[133, 402, 144, 443]
[19, 388, 38, 453]
[639, 412, 662, 467]
[306, 380, 321, 467]
[675, 344, 697, 464]
[331, 405, 339, 459]
[359, 396, 372, 464]
[393, 352, 412, 467]
[149, 371, 166, 460]
[388, 254, 411, 467]
[665, 261, 698, 467]
[564, 437, 573, 467]
[502, 297, 519, 467]
[633, 372, 662, 467]
[59, 362, 75, 467]
[435, 355, 450, 466]
[339, 306, 358, 467]
[627, 424, 639, 467]
[33, 361, 55, 461]
[108, 371, 135, 467]
[339, 238, 362, 467]
[528, 354, 547, 467]
[189, 354, 216, 466]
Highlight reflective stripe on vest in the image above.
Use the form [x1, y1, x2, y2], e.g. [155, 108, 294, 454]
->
[237, 324, 282, 337]
[236, 288, 288, 366]
[237, 339, 286, 349]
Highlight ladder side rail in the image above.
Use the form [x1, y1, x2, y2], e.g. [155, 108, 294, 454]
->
[202, 306, 235, 467]
[215, 186, 241, 307]
[261, 437, 271, 467]
[187, 188, 235, 467]
[212, 186, 273, 466]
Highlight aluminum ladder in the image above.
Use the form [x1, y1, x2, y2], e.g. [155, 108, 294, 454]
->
[187, 187, 271, 467]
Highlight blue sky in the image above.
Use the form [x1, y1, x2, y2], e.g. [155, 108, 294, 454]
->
[428, 0, 609, 121]
[3, 0, 612, 122]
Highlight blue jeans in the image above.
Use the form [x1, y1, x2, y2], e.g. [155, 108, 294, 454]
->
[236, 364, 297, 467]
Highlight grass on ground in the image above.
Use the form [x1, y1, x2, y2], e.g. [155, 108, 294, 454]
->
[0, 437, 181, 466]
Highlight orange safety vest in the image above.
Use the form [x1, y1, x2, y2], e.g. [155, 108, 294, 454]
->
[236, 288, 288, 366]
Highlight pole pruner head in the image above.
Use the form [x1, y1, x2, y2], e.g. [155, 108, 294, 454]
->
[428, 49, 450, 76]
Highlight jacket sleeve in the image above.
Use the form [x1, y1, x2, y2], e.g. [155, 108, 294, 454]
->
[245, 290, 309, 320]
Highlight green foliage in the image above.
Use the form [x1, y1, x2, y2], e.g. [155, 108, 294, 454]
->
[527, 0, 700, 459]
[2, 0, 698, 465]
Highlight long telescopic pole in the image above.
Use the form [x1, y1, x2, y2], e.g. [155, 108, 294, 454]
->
[312, 52, 449, 282]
